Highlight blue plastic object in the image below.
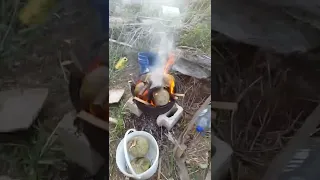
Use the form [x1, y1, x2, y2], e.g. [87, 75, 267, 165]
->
[196, 126, 204, 133]
[195, 105, 211, 135]
[138, 52, 158, 75]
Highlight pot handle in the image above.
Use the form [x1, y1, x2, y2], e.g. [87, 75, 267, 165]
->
[123, 129, 141, 179]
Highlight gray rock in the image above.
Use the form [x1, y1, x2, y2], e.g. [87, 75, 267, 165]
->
[212, 0, 320, 53]
[57, 112, 105, 175]
[0, 88, 48, 132]
[212, 135, 233, 180]
[172, 58, 211, 79]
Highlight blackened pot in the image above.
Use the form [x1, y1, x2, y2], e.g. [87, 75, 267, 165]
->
[130, 85, 176, 117]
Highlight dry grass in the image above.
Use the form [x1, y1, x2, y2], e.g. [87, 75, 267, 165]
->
[213, 47, 319, 179]
[0, 121, 66, 180]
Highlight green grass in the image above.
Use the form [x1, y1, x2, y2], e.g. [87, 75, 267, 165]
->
[0, 123, 65, 179]
[178, 0, 211, 55]
[179, 23, 211, 55]
[108, 45, 126, 80]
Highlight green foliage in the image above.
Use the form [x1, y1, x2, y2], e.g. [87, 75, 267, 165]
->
[179, 23, 211, 55]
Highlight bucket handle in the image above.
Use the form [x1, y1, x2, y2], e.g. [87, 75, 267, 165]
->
[123, 129, 142, 179]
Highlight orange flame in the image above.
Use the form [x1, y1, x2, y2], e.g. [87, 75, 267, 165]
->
[164, 53, 175, 94]
[134, 53, 176, 107]
[164, 53, 175, 74]
[169, 78, 175, 94]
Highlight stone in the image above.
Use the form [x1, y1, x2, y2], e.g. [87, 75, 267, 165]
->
[212, 0, 320, 53]
[156, 103, 183, 130]
[212, 135, 233, 180]
[123, 97, 142, 117]
[57, 112, 104, 175]
[0, 88, 48, 132]
[172, 58, 211, 79]
[109, 89, 125, 104]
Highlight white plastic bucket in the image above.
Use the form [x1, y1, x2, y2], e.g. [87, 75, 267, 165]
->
[116, 129, 159, 179]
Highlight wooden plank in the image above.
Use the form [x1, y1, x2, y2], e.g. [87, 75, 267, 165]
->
[262, 104, 320, 180]
[173, 95, 211, 180]
[77, 111, 109, 132]
[212, 101, 238, 110]
[133, 97, 151, 105]
[205, 164, 211, 180]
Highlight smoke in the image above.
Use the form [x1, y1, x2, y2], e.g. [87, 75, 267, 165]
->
[138, 1, 182, 88]
[113, 0, 184, 87]
[149, 33, 174, 88]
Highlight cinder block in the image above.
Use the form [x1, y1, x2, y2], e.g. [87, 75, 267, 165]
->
[57, 112, 105, 175]
[123, 97, 142, 117]
[156, 103, 183, 130]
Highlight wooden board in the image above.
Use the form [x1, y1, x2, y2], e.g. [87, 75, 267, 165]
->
[77, 111, 109, 132]
[262, 104, 320, 180]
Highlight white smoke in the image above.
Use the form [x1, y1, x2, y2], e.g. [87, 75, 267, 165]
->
[111, 0, 184, 88]
[139, 1, 182, 88]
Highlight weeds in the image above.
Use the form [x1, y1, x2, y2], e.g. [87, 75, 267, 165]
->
[179, 23, 211, 54]
[0, 123, 65, 179]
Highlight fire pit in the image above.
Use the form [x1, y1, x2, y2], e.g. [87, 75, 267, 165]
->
[122, 53, 185, 130]
[128, 53, 181, 117]
[130, 82, 177, 117]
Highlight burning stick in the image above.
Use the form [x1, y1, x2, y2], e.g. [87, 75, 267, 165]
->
[173, 93, 185, 97]
[138, 82, 151, 96]
[77, 110, 109, 132]
[133, 97, 151, 105]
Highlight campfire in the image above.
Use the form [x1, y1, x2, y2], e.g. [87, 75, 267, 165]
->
[130, 53, 182, 116]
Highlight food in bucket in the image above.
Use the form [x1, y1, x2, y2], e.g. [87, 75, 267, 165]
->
[130, 157, 151, 174]
[127, 136, 149, 157]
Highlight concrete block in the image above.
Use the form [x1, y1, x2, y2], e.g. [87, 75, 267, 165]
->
[57, 112, 105, 175]
[123, 97, 142, 117]
[156, 103, 183, 130]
